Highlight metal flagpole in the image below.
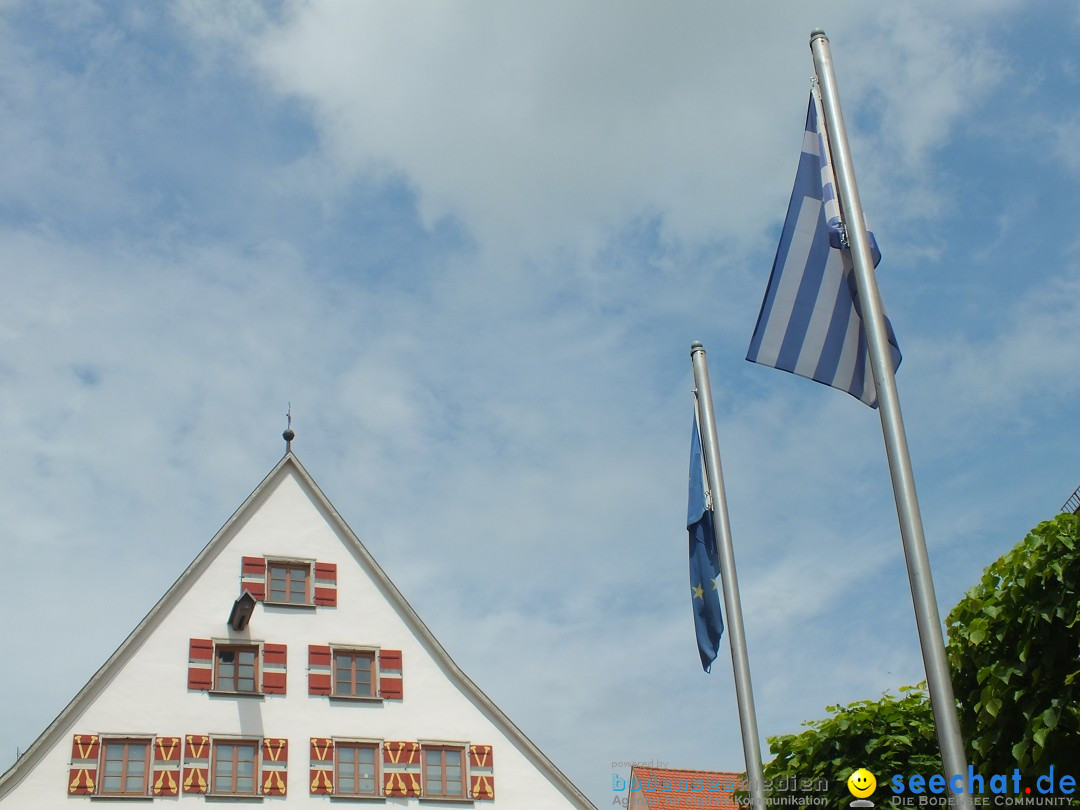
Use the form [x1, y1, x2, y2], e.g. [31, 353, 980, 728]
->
[809, 31, 973, 806]
[690, 340, 765, 808]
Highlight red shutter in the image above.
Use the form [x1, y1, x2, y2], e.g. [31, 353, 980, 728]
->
[470, 744, 495, 800]
[309, 738, 334, 795]
[187, 638, 213, 690]
[262, 643, 287, 694]
[379, 648, 403, 699]
[308, 645, 331, 695]
[385, 771, 421, 797]
[152, 737, 181, 796]
[241, 556, 266, 601]
[182, 735, 209, 794]
[313, 561, 337, 606]
[262, 738, 288, 796]
[68, 734, 99, 796]
[383, 741, 420, 796]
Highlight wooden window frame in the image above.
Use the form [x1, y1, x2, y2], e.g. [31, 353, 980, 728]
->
[265, 559, 313, 606]
[334, 740, 380, 798]
[97, 737, 152, 797]
[332, 648, 377, 699]
[213, 643, 261, 695]
[422, 745, 466, 800]
[210, 738, 260, 797]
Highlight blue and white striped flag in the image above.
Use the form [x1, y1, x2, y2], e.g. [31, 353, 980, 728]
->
[747, 92, 901, 408]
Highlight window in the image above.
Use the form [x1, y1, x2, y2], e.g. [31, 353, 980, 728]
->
[267, 561, 311, 604]
[335, 742, 379, 797]
[215, 645, 259, 693]
[212, 740, 258, 796]
[333, 649, 375, 698]
[423, 746, 465, 799]
[99, 739, 150, 796]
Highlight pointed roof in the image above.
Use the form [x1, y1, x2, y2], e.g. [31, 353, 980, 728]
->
[0, 451, 596, 808]
[628, 766, 741, 810]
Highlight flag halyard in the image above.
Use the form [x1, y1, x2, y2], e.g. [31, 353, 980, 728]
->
[747, 92, 901, 408]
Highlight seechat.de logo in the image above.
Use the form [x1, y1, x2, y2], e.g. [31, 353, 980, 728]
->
[849, 768, 878, 808]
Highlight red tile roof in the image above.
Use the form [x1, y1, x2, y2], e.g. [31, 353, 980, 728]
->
[627, 766, 743, 810]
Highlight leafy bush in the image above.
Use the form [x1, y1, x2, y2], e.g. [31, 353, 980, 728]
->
[945, 513, 1080, 775]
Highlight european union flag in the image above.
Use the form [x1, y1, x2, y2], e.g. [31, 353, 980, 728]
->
[746, 93, 901, 408]
[688, 415, 723, 671]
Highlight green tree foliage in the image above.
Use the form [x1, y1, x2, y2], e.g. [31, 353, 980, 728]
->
[758, 685, 940, 807]
[945, 512, 1080, 775]
[754, 513, 1079, 803]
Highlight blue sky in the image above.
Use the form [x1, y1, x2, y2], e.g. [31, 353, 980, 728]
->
[2, 1, 1078, 806]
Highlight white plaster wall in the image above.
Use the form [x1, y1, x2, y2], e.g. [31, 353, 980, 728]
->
[0, 465, 587, 808]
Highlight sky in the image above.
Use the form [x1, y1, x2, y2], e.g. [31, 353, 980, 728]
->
[2, 1, 1079, 807]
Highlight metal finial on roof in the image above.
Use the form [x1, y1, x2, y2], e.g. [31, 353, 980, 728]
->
[283, 403, 295, 453]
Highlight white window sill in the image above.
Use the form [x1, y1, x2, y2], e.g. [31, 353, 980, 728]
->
[262, 600, 317, 610]
[208, 690, 265, 699]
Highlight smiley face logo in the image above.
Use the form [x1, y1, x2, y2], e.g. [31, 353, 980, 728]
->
[847, 768, 877, 799]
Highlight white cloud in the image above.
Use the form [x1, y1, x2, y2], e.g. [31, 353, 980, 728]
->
[172, 0, 1021, 263]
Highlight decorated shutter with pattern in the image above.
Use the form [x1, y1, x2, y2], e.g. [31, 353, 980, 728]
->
[309, 738, 334, 795]
[68, 734, 98, 796]
[241, 556, 266, 601]
[182, 735, 210, 794]
[308, 645, 332, 694]
[187, 638, 213, 690]
[313, 561, 337, 606]
[469, 744, 495, 800]
[378, 649, 403, 699]
[262, 738, 288, 795]
[383, 741, 421, 797]
[263, 643, 287, 694]
[152, 736, 181, 796]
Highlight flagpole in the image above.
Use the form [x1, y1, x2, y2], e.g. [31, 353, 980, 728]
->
[809, 31, 973, 805]
[690, 340, 765, 808]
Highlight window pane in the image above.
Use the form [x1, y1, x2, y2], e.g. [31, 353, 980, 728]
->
[358, 753, 375, 793]
[237, 776, 253, 793]
[104, 759, 123, 776]
[128, 758, 146, 776]
[126, 774, 144, 792]
[447, 780, 462, 795]
[337, 745, 379, 796]
[103, 775, 122, 792]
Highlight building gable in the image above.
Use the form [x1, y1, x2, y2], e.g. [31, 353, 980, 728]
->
[0, 452, 594, 808]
